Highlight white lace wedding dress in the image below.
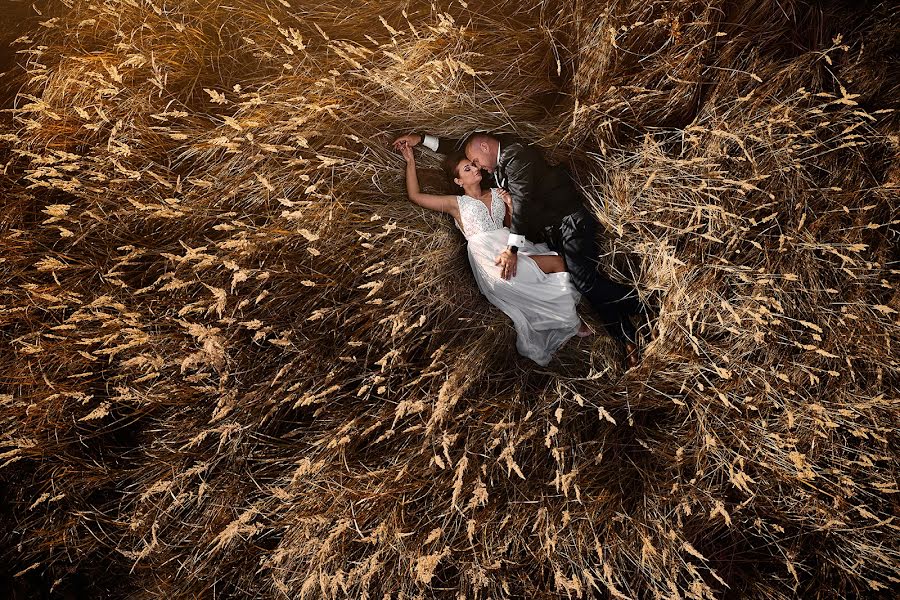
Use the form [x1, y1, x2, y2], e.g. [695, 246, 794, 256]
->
[454, 189, 582, 366]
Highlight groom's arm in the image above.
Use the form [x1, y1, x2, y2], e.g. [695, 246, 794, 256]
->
[503, 143, 537, 246]
[420, 134, 463, 155]
[493, 143, 535, 280]
[392, 132, 459, 154]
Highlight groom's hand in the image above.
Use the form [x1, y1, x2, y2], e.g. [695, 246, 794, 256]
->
[495, 249, 518, 280]
[392, 133, 422, 151]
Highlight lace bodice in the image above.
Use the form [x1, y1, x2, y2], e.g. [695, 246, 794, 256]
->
[455, 189, 505, 239]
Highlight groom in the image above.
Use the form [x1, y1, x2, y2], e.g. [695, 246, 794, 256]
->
[393, 131, 646, 366]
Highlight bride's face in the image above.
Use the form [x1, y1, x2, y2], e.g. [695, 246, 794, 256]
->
[455, 159, 482, 188]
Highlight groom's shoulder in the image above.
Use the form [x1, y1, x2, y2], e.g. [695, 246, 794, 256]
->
[497, 133, 525, 148]
[498, 134, 530, 152]
[499, 135, 541, 161]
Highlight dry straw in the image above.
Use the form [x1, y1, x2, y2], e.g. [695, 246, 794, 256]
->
[1, 0, 898, 598]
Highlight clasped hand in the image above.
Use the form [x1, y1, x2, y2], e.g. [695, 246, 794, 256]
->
[392, 133, 422, 151]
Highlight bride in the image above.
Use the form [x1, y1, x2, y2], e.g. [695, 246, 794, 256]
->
[399, 142, 590, 366]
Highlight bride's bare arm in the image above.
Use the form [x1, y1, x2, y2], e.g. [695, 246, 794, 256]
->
[401, 144, 458, 216]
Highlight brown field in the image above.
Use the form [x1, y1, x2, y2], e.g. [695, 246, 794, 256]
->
[0, 0, 897, 598]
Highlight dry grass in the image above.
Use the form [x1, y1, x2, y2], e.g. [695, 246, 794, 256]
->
[1, 0, 898, 598]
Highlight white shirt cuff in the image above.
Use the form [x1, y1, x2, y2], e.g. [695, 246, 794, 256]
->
[507, 233, 527, 248]
[421, 134, 439, 152]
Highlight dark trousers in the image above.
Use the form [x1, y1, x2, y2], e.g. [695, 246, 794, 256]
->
[542, 207, 640, 344]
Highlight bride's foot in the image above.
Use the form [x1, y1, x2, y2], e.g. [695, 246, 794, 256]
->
[576, 321, 593, 337]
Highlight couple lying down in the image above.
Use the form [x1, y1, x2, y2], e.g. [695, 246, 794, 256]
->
[395, 131, 649, 368]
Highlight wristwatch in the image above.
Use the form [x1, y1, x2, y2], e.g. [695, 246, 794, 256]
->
[508, 245, 518, 254]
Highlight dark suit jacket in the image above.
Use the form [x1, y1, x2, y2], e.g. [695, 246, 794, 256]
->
[432, 134, 583, 242]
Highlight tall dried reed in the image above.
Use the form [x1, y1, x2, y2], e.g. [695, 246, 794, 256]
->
[1, 0, 897, 598]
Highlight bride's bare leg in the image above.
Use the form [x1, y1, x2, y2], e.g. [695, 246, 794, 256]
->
[530, 255, 566, 274]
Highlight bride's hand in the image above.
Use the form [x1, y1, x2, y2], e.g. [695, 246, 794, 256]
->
[499, 189, 513, 209]
[399, 143, 415, 164]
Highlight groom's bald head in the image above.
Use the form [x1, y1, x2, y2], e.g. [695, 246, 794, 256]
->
[464, 133, 499, 172]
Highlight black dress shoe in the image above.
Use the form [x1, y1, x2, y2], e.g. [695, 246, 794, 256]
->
[624, 340, 640, 369]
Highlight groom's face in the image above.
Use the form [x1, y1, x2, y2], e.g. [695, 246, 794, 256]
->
[466, 141, 495, 173]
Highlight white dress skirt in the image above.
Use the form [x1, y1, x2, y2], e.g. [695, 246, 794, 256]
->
[455, 190, 581, 366]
